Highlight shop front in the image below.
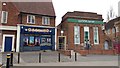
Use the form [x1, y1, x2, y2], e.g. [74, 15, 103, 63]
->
[19, 25, 55, 52]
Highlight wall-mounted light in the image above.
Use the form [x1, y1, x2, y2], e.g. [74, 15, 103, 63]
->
[61, 30, 64, 36]
[3, 3, 6, 6]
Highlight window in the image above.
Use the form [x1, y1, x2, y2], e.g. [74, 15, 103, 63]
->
[84, 26, 89, 43]
[93, 27, 99, 44]
[42, 17, 50, 25]
[107, 29, 110, 34]
[112, 28, 115, 34]
[27, 15, 35, 24]
[74, 26, 80, 44]
[1, 11, 8, 23]
[116, 26, 119, 32]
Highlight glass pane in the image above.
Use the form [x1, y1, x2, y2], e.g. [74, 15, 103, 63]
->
[3, 12, 7, 23]
[32, 16, 35, 23]
[29, 36, 34, 44]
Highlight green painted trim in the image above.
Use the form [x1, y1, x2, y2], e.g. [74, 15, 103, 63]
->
[67, 18, 104, 24]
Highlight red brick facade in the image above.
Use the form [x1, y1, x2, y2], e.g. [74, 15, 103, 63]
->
[57, 11, 115, 55]
[0, 2, 56, 52]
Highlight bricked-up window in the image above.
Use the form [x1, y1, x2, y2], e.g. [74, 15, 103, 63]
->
[1, 11, 8, 23]
[74, 26, 80, 44]
[93, 27, 99, 44]
[27, 15, 35, 24]
[42, 17, 50, 25]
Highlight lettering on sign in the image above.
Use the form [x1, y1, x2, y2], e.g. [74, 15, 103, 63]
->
[25, 28, 51, 33]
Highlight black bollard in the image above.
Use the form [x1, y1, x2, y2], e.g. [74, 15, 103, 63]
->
[75, 52, 77, 61]
[69, 53, 71, 58]
[58, 52, 60, 62]
[39, 53, 41, 63]
[10, 51, 13, 66]
[18, 53, 20, 64]
[6, 54, 10, 68]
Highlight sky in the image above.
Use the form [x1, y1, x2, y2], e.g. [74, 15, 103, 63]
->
[52, 0, 120, 26]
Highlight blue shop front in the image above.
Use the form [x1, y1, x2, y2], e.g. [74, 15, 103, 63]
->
[19, 25, 55, 52]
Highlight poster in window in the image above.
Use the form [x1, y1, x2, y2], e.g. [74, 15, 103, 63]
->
[29, 36, 34, 44]
[23, 37, 28, 46]
[35, 37, 40, 46]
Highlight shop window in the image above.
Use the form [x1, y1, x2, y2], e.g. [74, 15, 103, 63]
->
[74, 26, 80, 44]
[23, 36, 40, 46]
[93, 27, 99, 44]
[29, 36, 35, 45]
[1, 11, 8, 23]
[40, 35, 51, 46]
[35, 37, 40, 46]
[27, 15, 35, 24]
[41, 37, 51, 46]
[23, 37, 28, 46]
[42, 17, 50, 25]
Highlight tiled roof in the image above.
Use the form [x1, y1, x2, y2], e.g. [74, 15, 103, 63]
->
[12, 2, 55, 16]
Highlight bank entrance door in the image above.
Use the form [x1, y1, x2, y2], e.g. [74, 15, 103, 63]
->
[58, 36, 66, 50]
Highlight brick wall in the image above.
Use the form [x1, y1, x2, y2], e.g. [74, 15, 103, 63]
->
[2, 2, 20, 26]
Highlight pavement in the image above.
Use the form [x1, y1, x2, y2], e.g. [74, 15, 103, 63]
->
[0, 51, 119, 66]
[13, 61, 118, 66]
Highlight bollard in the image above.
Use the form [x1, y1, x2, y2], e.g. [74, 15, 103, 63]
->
[75, 52, 77, 61]
[18, 53, 20, 64]
[39, 53, 41, 63]
[6, 54, 10, 68]
[58, 52, 60, 62]
[69, 53, 71, 58]
[10, 51, 13, 66]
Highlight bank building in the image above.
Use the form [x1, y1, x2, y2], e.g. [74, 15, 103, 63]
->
[57, 11, 110, 55]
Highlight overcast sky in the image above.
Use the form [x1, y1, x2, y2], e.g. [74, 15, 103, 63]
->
[52, 0, 120, 26]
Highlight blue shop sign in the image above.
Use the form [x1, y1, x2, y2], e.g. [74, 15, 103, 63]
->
[20, 26, 55, 35]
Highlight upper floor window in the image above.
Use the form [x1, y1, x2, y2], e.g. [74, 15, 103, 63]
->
[27, 15, 35, 24]
[42, 17, 50, 25]
[1, 11, 8, 23]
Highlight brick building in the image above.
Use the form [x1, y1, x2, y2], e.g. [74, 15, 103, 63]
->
[57, 11, 106, 54]
[0, 2, 56, 52]
[105, 17, 120, 54]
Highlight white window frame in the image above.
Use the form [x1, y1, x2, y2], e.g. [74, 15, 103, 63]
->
[27, 15, 35, 24]
[1, 11, 8, 23]
[74, 26, 80, 44]
[84, 26, 90, 43]
[93, 27, 99, 44]
[42, 16, 50, 25]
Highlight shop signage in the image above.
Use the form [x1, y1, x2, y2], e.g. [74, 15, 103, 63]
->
[67, 18, 104, 24]
[20, 26, 55, 34]
[25, 28, 51, 33]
